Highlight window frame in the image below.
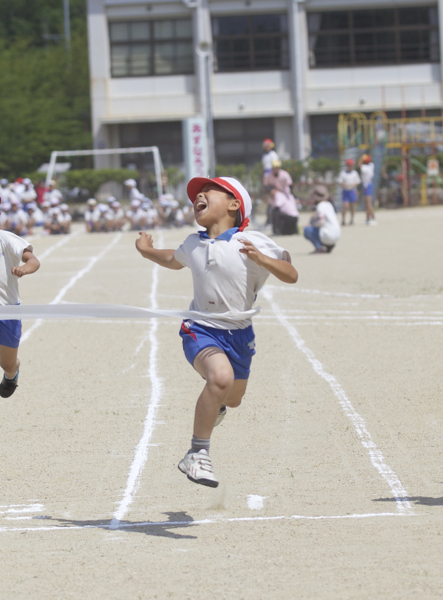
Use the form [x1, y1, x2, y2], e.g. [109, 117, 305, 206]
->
[308, 6, 440, 69]
[108, 18, 194, 78]
[212, 13, 289, 73]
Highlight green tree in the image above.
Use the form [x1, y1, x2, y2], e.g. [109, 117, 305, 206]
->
[0, 0, 91, 178]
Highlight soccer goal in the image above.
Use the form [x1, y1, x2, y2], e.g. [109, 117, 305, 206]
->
[44, 146, 165, 197]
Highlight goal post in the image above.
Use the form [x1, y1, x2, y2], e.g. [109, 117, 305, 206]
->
[45, 146, 165, 198]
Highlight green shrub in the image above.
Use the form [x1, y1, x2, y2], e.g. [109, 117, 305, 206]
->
[64, 169, 140, 195]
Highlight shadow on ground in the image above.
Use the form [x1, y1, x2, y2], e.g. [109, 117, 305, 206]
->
[374, 497, 443, 506]
[33, 511, 198, 539]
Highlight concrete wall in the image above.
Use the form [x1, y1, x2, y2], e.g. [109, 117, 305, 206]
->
[88, 0, 443, 166]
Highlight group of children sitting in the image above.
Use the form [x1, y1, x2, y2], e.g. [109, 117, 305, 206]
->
[0, 178, 71, 236]
[84, 191, 193, 233]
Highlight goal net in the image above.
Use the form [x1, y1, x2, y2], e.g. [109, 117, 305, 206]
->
[44, 146, 164, 198]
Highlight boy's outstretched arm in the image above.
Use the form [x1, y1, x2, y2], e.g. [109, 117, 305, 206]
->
[11, 249, 40, 278]
[136, 232, 184, 270]
[239, 239, 298, 284]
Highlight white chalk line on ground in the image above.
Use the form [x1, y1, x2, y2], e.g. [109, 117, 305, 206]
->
[262, 288, 413, 515]
[111, 233, 164, 527]
[266, 285, 443, 301]
[36, 228, 83, 262]
[21, 232, 122, 344]
[0, 511, 416, 534]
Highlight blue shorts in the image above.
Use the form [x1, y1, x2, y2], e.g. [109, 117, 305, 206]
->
[179, 321, 256, 380]
[342, 189, 358, 203]
[363, 183, 374, 196]
[0, 320, 22, 349]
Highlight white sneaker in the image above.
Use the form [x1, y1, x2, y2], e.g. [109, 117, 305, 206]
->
[215, 405, 227, 427]
[178, 449, 219, 488]
[368, 219, 377, 226]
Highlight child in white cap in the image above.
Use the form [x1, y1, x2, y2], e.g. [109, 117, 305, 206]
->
[136, 176, 298, 488]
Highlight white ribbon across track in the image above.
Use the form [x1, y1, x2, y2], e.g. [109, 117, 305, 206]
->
[0, 304, 259, 322]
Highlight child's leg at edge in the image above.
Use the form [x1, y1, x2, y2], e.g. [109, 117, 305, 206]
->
[193, 346, 248, 440]
[0, 345, 20, 379]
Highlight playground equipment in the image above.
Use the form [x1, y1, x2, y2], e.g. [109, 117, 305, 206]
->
[338, 112, 443, 206]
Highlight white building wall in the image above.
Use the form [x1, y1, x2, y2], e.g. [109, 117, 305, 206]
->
[88, 0, 443, 166]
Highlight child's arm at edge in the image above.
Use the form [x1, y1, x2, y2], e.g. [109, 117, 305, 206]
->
[136, 232, 184, 270]
[12, 249, 40, 278]
[239, 239, 298, 284]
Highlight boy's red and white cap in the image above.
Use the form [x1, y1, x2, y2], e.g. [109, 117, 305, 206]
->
[187, 176, 252, 231]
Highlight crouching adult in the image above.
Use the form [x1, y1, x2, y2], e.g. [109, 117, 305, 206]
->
[263, 160, 299, 235]
[304, 185, 341, 254]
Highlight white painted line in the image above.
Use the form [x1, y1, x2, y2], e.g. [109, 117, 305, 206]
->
[111, 233, 164, 527]
[21, 233, 123, 344]
[262, 288, 413, 515]
[0, 511, 415, 534]
[265, 285, 389, 299]
[247, 495, 267, 510]
[37, 229, 83, 262]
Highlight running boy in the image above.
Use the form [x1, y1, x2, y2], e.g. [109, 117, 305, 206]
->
[0, 228, 40, 397]
[136, 177, 298, 488]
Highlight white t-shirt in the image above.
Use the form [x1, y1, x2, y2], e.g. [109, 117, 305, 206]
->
[9, 209, 28, 226]
[360, 163, 375, 186]
[262, 150, 279, 172]
[316, 201, 341, 245]
[337, 170, 361, 190]
[84, 208, 99, 222]
[0, 231, 32, 305]
[174, 229, 285, 329]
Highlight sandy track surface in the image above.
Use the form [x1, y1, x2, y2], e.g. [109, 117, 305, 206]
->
[0, 207, 442, 599]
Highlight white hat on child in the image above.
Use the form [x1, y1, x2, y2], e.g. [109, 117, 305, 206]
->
[124, 179, 136, 187]
[187, 176, 252, 231]
[130, 199, 141, 208]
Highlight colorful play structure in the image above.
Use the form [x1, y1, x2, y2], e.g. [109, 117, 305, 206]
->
[337, 111, 443, 206]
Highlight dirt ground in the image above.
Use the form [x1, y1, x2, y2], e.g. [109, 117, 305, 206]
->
[0, 206, 442, 599]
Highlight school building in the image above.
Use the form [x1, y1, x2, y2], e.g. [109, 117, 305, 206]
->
[87, 0, 443, 167]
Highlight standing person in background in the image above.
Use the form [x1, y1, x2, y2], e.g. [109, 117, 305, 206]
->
[261, 139, 279, 174]
[124, 179, 144, 202]
[337, 159, 361, 226]
[263, 160, 299, 235]
[304, 185, 341, 254]
[35, 179, 46, 205]
[359, 154, 376, 226]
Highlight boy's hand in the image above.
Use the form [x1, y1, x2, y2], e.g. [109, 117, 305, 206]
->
[11, 265, 27, 278]
[239, 239, 267, 266]
[136, 231, 154, 253]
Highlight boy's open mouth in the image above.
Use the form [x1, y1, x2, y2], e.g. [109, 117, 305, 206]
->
[194, 199, 207, 215]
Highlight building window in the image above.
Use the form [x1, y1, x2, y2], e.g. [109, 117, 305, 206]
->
[212, 14, 289, 72]
[308, 6, 439, 68]
[109, 19, 194, 77]
[119, 121, 183, 166]
[214, 118, 273, 165]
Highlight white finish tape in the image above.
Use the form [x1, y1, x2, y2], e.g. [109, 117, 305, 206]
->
[0, 304, 260, 322]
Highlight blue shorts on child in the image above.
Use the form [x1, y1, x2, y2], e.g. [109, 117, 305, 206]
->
[0, 320, 22, 349]
[342, 189, 358, 203]
[180, 321, 256, 380]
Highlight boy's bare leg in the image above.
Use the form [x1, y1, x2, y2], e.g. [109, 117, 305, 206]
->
[365, 195, 375, 221]
[342, 201, 348, 225]
[350, 202, 355, 224]
[0, 345, 20, 379]
[193, 347, 248, 439]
